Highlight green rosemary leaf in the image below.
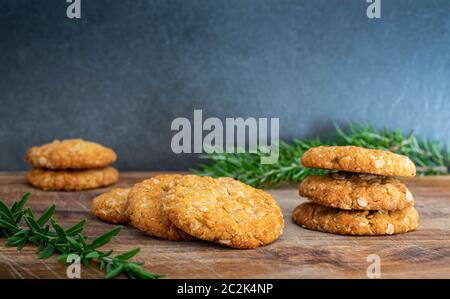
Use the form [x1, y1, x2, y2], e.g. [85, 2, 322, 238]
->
[13, 212, 25, 227]
[125, 263, 164, 279]
[26, 208, 36, 221]
[33, 231, 51, 241]
[6, 231, 30, 250]
[114, 247, 140, 261]
[105, 264, 124, 279]
[106, 263, 114, 274]
[50, 219, 67, 238]
[38, 244, 55, 259]
[8, 229, 28, 238]
[24, 216, 42, 233]
[89, 226, 122, 250]
[37, 205, 56, 226]
[0, 219, 19, 233]
[66, 236, 83, 251]
[85, 251, 100, 259]
[77, 233, 88, 249]
[58, 253, 70, 264]
[65, 220, 86, 236]
[81, 256, 89, 267]
[100, 260, 106, 271]
[0, 201, 15, 224]
[6, 235, 28, 247]
[11, 192, 30, 215]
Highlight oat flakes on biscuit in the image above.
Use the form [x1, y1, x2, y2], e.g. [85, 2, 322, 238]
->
[301, 146, 416, 177]
[26, 167, 119, 191]
[92, 188, 130, 224]
[127, 174, 192, 241]
[299, 172, 414, 211]
[25, 139, 117, 169]
[292, 202, 419, 236]
[163, 175, 285, 249]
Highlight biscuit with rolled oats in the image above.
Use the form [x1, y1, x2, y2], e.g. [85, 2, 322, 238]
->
[92, 188, 130, 224]
[163, 175, 284, 249]
[127, 174, 192, 241]
[292, 202, 418, 236]
[301, 146, 416, 177]
[26, 167, 119, 191]
[25, 139, 116, 170]
[299, 172, 414, 211]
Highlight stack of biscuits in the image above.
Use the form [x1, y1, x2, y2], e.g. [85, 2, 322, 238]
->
[25, 139, 119, 191]
[92, 174, 285, 249]
[292, 146, 419, 236]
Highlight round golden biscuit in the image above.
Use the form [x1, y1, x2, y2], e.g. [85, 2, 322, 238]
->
[301, 146, 416, 177]
[299, 172, 414, 211]
[127, 174, 192, 241]
[92, 188, 130, 224]
[292, 202, 419, 236]
[26, 167, 119, 191]
[163, 175, 285, 249]
[25, 139, 117, 169]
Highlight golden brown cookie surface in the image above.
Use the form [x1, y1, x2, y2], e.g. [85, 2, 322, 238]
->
[25, 139, 117, 170]
[301, 146, 416, 177]
[26, 167, 119, 191]
[163, 175, 284, 249]
[299, 172, 414, 211]
[292, 202, 419, 236]
[92, 188, 130, 224]
[127, 174, 192, 241]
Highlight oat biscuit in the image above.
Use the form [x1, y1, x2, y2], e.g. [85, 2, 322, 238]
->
[299, 172, 414, 211]
[301, 146, 416, 177]
[92, 188, 130, 224]
[163, 175, 284, 249]
[25, 139, 117, 170]
[26, 167, 119, 191]
[292, 202, 419, 235]
[127, 174, 192, 241]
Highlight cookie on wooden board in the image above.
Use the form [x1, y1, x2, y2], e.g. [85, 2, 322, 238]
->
[92, 188, 130, 224]
[301, 146, 416, 177]
[25, 139, 117, 170]
[163, 175, 284, 249]
[26, 167, 119, 191]
[299, 172, 414, 211]
[127, 174, 192, 241]
[292, 202, 419, 236]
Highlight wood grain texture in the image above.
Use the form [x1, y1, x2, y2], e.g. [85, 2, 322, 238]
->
[0, 172, 449, 279]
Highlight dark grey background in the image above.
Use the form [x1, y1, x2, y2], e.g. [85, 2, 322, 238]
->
[1, 0, 449, 171]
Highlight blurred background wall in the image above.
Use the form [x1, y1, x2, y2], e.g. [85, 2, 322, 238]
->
[1, 0, 450, 171]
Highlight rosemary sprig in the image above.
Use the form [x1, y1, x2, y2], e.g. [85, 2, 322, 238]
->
[193, 123, 450, 188]
[0, 193, 162, 279]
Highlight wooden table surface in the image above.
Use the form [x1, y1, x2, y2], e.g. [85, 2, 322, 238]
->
[0, 172, 449, 279]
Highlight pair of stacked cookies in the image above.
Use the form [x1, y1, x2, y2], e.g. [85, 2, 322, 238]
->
[293, 146, 419, 235]
[25, 139, 118, 191]
[92, 174, 285, 249]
